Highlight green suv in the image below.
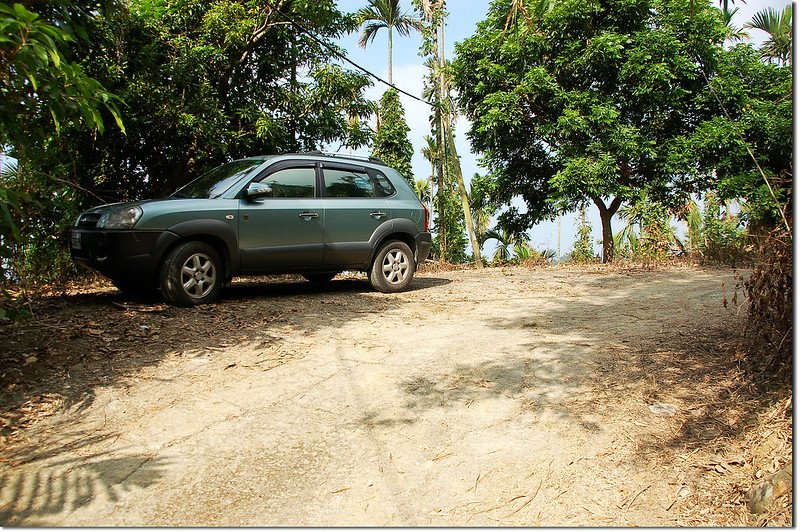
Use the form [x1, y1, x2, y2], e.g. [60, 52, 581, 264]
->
[70, 153, 432, 305]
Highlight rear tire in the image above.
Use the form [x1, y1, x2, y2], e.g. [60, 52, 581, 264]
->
[159, 241, 222, 306]
[369, 240, 415, 293]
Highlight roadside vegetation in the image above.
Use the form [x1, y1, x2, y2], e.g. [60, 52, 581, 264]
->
[0, 0, 792, 523]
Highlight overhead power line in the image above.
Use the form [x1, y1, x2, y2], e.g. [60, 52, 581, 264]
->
[270, 5, 435, 107]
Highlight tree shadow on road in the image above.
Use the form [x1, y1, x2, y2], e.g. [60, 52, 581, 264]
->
[397, 270, 769, 457]
[0, 276, 451, 445]
[0, 428, 169, 526]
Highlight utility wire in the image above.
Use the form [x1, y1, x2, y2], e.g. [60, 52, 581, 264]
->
[270, 5, 435, 107]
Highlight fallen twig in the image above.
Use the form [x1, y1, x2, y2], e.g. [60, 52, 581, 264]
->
[623, 484, 651, 510]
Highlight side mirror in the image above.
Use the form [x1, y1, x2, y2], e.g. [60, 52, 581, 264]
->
[246, 182, 272, 199]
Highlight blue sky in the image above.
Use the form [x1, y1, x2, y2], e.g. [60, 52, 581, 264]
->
[331, 0, 790, 258]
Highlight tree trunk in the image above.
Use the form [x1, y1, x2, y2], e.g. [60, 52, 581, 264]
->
[592, 196, 622, 263]
[289, 29, 298, 151]
[388, 28, 393, 84]
[446, 124, 484, 268]
[435, 23, 446, 260]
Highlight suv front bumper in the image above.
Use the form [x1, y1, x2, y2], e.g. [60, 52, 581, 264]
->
[70, 228, 167, 284]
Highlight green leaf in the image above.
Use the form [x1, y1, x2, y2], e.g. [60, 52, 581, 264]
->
[25, 70, 38, 91]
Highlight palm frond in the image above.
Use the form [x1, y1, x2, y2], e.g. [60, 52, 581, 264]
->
[745, 5, 792, 64]
[357, 20, 388, 48]
[722, 6, 749, 42]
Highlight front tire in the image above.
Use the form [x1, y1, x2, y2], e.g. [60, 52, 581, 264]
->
[159, 242, 222, 306]
[369, 240, 415, 293]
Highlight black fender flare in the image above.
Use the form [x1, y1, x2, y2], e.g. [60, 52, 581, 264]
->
[158, 219, 240, 277]
[367, 219, 419, 266]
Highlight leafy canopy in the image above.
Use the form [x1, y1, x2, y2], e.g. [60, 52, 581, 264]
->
[32, 0, 376, 200]
[453, 0, 728, 260]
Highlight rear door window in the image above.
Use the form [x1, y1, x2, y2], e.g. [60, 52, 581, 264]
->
[323, 168, 395, 198]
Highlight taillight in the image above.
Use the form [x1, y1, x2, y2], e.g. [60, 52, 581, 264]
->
[422, 203, 430, 232]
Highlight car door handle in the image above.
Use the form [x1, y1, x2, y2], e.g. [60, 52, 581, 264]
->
[370, 212, 387, 219]
[299, 212, 319, 220]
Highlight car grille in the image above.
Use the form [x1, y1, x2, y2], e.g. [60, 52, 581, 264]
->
[77, 213, 102, 228]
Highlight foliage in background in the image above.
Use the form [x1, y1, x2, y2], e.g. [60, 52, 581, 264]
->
[415, 0, 483, 266]
[433, 153, 469, 263]
[745, 5, 792, 66]
[2, 0, 376, 288]
[0, 2, 124, 147]
[686, 44, 792, 234]
[696, 192, 748, 264]
[419, 130, 468, 263]
[453, 0, 729, 263]
[0, 1, 124, 259]
[372, 89, 414, 184]
[484, 225, 523, 264]
[468, 172, 499, 248]
[614, 190, 675, 260]
[0, 1, 127, 317]
[569, 207, 596, 263]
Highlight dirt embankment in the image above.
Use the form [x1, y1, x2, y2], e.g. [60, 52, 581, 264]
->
[0, 266, 792, 526]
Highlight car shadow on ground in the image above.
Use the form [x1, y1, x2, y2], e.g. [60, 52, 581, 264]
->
[1, 275, 453, 419]
[222, 274, 451, 301]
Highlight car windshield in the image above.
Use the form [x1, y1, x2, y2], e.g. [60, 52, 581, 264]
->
[171, 159, 266, 199]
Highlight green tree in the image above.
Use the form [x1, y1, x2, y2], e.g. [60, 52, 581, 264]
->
[0, 1, 125, 295]
[745, 5, 792, 65]
[415, 0, 483, 267]
[372, 88, 414, 184]
[0, 2, 124, 144]
[356, 0, 423, 84]
[453, 0, 728, 262]
[686, 44, 792, 233]
[53, 0, 375, 199]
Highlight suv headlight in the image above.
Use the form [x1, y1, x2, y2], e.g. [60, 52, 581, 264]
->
[97, 206, 143, 229]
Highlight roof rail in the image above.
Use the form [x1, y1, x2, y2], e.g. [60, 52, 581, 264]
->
[302, 150, 386, 166]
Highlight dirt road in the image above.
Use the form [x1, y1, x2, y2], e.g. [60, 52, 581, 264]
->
[0, 266, 771, 525]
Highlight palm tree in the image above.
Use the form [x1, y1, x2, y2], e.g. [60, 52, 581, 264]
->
[721, 6, 749, 43]
[356, 0, 423, 84]
[421, 135, 437, 176]
[745, 5, 792, 65]
[413, 178, 432, 216]
[418, 8, 483, 268]
[485, 226, 527, 264]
